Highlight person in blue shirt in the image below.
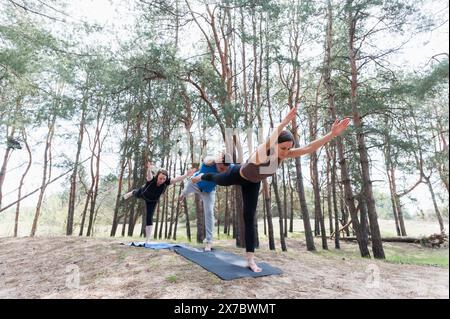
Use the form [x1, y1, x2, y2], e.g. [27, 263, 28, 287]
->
[179, 152, 232, 251]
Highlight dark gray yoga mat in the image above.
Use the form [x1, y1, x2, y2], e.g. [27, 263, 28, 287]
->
[173, 246, 283, 281]
[126, 242, 282, 280]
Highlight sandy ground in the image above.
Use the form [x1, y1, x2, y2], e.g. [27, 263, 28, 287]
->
[0, 236, 448, 299]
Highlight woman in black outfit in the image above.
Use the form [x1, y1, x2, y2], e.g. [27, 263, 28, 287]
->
[123, 162, 196, 243]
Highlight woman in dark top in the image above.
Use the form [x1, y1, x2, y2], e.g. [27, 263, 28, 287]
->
[123, 161, 196, 243]
[192, 104, 350, 272]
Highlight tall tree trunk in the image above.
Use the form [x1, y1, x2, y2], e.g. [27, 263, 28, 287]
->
[173, 157, 186, 240]
[325, 0, 369, 256]
[282, 162, 288, 238]
[87, 111, 105, 237]
[0, 97, 23, 209]
[331, 143, 340, 248]
[0, 126, 16, 210]
[289, 85, 316, 249]
[408, 104, 445, 233]
[159, 157, 170, 239]
[287, 165, 295, 233]
[184, 197, 191, 241]
[231, 188, 236, 239]
[79, 190, 91, 236]
[424, 175, 445, 233]
[326, 152, 334, 234]
[431, 106, 449, 192]
[121, 157, 132, 237]
[347, 1, 384, 258]
[309, 83, 328, 249]
[111, 154, 128, 237]
[272, 175, 287, 251]
[391, 169, 407, 236]
[311, 150, 328, 249]
[67, 103, 86, 235]
[262, 180, 275, 250]
[224, 187, 229, 235]
[278, 3, 316, 251]
[141, 107, 153, 238]
[387, 167, 402, 236]
[31, 115, 56, 236]
[127, 118, 143, 237]
[261, 36, 276, 249]
[358, 194, 369, 245]
[383, 116, 406, 236]
[294, 155, 316, 251]
[262, 189, 267, 236]
[168, 157, 178, 239]
[165, 157, 174, 239]
[14, 128, 32, 237]
[326, 146, 334, 235]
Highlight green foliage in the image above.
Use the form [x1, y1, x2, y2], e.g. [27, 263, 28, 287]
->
[165, 274, 178, 283]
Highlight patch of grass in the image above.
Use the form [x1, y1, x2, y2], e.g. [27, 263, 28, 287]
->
[165, 274, 178, 283]
[215, 233, 234, 241]
[147, 258, 160, 267]
[384, 247, 449, 268]
[93, 270, 109, 279]
[312, 242, 449, 268]
[116, 250, 127, 262]
[380, 231, 399, 237]
[286, 231, 305, 239]
[386, 253, 448, 267]
[208, 273, 222, 284]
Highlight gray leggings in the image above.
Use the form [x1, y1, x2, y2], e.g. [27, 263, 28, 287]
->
[181, 181, 216, 243]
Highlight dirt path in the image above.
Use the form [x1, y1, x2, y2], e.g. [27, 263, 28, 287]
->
[0, 236, 448, 299]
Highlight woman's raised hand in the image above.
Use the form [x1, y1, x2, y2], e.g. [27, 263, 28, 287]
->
[331, 118, 351, 137]
[281, 104, 298, 126]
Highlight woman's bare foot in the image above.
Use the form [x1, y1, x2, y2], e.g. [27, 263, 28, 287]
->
[246, 253, 262, 272]
[191, 174, 203, 184]
[247, 260, 262, 272]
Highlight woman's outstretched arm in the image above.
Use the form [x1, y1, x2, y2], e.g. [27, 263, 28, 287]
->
[248, 104, 299, 165]
[287, 118, 350, 158]
[170, 168, 197, 185]
[146, 162, 153, 181]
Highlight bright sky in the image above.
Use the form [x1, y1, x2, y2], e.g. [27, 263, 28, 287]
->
[1, 0, 448, 220]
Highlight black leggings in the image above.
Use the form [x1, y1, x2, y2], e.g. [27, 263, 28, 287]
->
[201, 165, 261, 252]
[132, 189, 158, 226]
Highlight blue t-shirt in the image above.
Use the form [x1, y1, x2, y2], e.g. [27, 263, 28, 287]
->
[193, 163, 217, 193]
[193, 162, 233, 193]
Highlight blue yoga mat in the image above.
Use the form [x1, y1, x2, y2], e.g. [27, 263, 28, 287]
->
[126, 242, 283, 280]
[127, 241, 202, 251]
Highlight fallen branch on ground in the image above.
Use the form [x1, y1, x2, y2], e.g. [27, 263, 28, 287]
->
[330, 233, 448, 248]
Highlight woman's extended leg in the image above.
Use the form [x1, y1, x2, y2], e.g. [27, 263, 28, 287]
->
[194, 165, 244, 186]
[122, 190, 134, 200]
[123, 184, 145, 201]
[145, 201, 158, 242]
[241, 181, 262, 272]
